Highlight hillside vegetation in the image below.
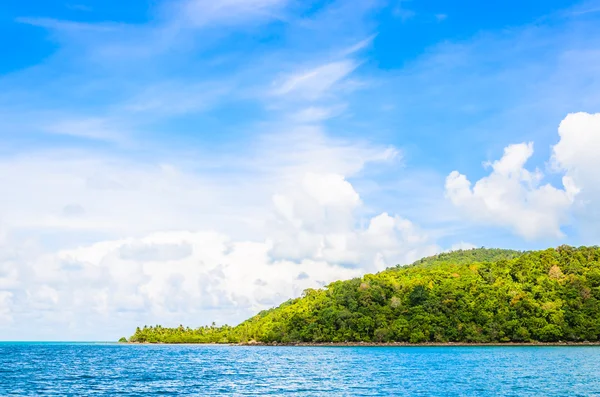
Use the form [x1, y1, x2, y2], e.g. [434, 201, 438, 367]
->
[129, 246, 600, 344]
[406, 247, 523, 268]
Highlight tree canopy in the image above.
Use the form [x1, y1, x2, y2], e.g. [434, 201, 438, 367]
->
[128, 246, 600, 344]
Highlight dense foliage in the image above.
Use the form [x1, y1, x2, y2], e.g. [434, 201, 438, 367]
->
[405, 248, 523, 268]
[129, 246, 600, 344]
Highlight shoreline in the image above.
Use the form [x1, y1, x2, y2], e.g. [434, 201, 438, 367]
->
[125, 341, 600, 347]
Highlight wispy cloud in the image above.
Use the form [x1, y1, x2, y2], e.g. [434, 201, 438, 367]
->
[123, 81, 233, 115]
[393, 0, 416, 22]
[16, 17, 121, 32]
[174, 0, 289, 27]
[66, 4, 93, 12]
[339, 34, 377, 56]
[288, 105, 347, 123]
[271, 60, 358, 100]
[6, 0, 379, 151]
[43, 117, 129, 142]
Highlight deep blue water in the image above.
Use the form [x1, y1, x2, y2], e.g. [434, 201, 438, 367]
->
[1, 343, 600, 396]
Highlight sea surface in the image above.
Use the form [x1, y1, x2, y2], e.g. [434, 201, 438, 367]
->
[1, 343, 599, 396]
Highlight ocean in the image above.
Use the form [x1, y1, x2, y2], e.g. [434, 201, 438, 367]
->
[1, 343, 599, 396]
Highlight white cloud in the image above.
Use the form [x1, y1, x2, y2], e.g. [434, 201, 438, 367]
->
[16, 17, 120, 32]
[552, 112, 600, 194]
[271, 60, 358, 100]
[550, 112, 600, 238]
[0, 124, 401, 241]
[123, 81, 231, 115]
[0, 291, 14, 323]
[251, 125, 401, 177]
[339, 35, 376, 57]
[445, 113, 600, 240]
[0, 170, 439, 340]
[268, 173, 438, 269]
[445, 142, 577, 239]
[20, 0, 287, 35]
[289, 106, 346, 123]
[0, 127, 439, 339]
[393, 3, 416, 22]
[67, 4, 94, 12]
[363, 213, 439, 266]
[266, 35, 374, 125]
[302, 172, 360, 207]
[43, 117, 128, 142]
[177, 0, 288, 27]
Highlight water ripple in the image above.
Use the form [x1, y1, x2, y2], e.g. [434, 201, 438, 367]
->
[1, 343, 600, 396]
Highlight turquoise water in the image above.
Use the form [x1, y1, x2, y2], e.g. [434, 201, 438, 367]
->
[1, 343, 599, 396]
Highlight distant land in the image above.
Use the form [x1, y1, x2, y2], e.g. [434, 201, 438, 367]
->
[126, 246, 600, 344]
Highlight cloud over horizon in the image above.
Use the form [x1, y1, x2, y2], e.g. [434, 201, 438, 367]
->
[2, 0, 600, 340]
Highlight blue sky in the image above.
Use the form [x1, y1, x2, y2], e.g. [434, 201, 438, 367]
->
[1, 0, 600, 340]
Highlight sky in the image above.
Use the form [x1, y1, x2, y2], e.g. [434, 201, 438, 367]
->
[1, 0, 600, 341]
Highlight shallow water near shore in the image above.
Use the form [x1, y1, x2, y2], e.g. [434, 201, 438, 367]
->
[1, 343, 599, 396]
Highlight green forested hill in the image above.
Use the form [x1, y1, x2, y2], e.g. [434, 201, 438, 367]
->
[405, 247, 523, 268]
[128, 246, 600, 344]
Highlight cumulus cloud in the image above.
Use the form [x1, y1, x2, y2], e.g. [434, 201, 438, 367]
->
[0, 128, 439, 340]
[0, 171, 438, 340]
[445, 142, 578, 239]
[118, 241, 193, 262]
[269, 174, 438, 268]
[550, 112, 600, 238]
[445, 112, 600, 240]
[552, 112, 600, 196]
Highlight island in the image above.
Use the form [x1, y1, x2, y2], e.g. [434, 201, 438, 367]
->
[125, 246, 600, 345]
